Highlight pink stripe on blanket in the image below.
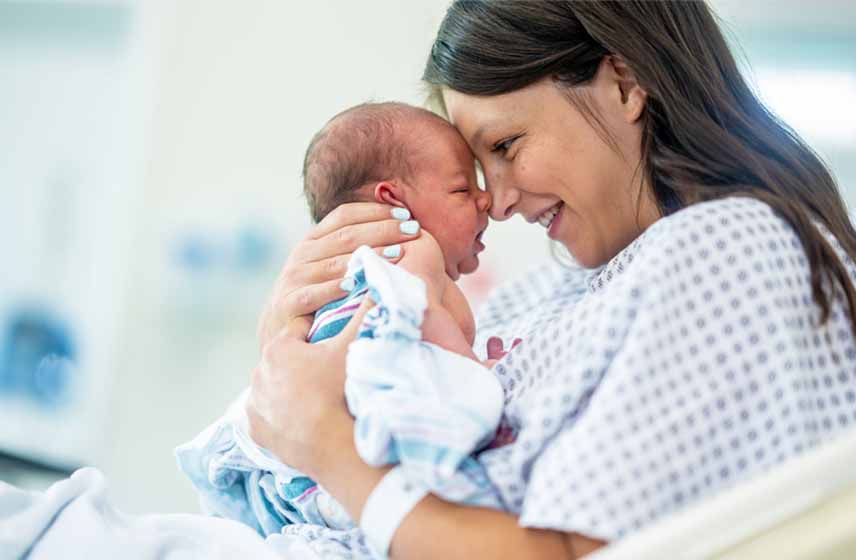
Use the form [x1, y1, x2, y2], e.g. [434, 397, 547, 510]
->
[293, 484, 319, 503]
[307, 298, 366, 340]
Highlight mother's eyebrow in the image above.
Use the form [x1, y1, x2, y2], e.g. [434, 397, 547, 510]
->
[471, 123, 496, 148]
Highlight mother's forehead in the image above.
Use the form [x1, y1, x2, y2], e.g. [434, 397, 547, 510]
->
[444, 81, 554, 117]
[441, 90, 511, 142]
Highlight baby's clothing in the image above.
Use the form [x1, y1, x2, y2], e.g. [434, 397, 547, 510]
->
[176, 246, 506, 552]
[344, 247, 505, 495]
[307, 270, 369, 343]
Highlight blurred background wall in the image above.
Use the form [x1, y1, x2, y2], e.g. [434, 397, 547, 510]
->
[0, 0, 853, 515]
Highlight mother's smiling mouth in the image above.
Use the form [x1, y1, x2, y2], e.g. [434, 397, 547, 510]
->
[536, 202, 563, 228]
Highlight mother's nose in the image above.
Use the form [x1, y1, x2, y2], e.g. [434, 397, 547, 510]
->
[486, 182, 520, 221]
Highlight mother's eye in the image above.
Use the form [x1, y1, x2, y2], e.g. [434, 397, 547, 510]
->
[491, 134, 522, 155]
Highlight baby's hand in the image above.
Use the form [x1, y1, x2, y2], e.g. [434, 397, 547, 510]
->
[483, 336, 522, 368]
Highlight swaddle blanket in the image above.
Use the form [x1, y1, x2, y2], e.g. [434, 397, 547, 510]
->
[308, 270, 369, 343]
[176, 246, 505, 553]
[345, 246, 505, 493]
[0, 467, 322, 560]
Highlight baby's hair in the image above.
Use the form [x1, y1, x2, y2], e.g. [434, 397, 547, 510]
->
[302, 101, 445, 223]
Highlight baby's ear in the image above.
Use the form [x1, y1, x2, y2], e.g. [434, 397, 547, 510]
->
[374, 181, 407, 208]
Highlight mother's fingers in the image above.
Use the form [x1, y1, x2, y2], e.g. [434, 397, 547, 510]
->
[308, 203, 411, 241]
[283, 314, 314, 343]
[258, 278, 345, 350]
[258, 245, 405, 351]
[300, 219, 420, 264]
[290, 279, 347, 317]
[330, 297, 376, 348]
[256, 202, 418, 355]
[290, 245, 405, 287]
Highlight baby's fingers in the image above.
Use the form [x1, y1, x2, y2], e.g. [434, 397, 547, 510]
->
[486, 336, 506, 360]
[485, 336, 523, 361]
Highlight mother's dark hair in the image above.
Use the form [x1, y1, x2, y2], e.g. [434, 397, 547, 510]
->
[424, 0, 856, 332]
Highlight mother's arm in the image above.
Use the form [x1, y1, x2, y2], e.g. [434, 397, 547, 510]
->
[316, 422, 606, 560]
[246, 309, 606, 559]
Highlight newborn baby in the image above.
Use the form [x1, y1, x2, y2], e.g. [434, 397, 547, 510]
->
[303, 101, 491, 361]
[174, 103, 510, 547]
[282, 102, 500, 528]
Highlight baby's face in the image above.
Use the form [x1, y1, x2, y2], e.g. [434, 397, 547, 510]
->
[402, 122, 490, 280]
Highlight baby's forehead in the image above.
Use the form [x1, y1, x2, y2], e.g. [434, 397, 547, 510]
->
[404, 123, 475, 189]
[394, 112, 454, 147]
[403, 112, 469, 149]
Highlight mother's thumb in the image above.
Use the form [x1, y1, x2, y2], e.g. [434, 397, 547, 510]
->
[332, 297, 376, 348]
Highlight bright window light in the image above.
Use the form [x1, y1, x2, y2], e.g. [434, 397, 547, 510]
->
[752, 69, 856, 145]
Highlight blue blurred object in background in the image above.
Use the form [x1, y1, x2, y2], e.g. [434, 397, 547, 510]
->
[0, 308, 76, 409]
[235, 225, 275, 273]
[175, 232, 218, 273]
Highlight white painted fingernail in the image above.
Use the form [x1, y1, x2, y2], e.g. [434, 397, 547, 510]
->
[383, 244, 402, 258]
[339, 277, 355, 292]
[391, 207, 410, 220]
[400, 220, 420, 235]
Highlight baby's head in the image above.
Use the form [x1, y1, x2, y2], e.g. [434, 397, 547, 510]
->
[303, 102, 490, 280]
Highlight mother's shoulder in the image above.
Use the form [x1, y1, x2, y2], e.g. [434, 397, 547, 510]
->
[649, 196, 782, 237]
[638, 196, 797, 257]
[621, 195, 805, 284]
[590, 197, 786, 292]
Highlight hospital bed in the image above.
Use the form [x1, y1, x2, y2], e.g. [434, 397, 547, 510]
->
[590, 427, 856, 560]
[3, 429, 855, 559]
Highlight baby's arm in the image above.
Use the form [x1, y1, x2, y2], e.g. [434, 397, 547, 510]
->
[421, 292, 479, 360]
[441, 281, 476, 347]
[398, 234, 479, 361]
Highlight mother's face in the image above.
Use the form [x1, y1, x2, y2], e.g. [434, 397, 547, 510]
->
[442, 57, 661, 268]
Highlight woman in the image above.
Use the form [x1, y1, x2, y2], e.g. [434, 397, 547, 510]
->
[248, 1, 856, 558]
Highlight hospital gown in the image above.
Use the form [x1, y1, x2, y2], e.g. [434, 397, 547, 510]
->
[474, 196, 856, 540]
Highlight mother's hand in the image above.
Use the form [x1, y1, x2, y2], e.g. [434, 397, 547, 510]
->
[256, 202, 419, 351]
[246, 301, 372, 476]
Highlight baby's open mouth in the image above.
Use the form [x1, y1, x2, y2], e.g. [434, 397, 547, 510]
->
[474, 230, 486, 252]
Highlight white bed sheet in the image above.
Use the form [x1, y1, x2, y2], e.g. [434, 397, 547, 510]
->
[0, 467, 321, 559]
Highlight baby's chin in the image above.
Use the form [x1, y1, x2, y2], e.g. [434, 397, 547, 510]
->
[455, 254, 481, 278]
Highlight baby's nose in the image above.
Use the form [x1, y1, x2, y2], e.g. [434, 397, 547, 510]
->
[476, 190, 492, 214]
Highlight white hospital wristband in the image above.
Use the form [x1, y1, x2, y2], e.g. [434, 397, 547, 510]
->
[359, 466, 428, 559]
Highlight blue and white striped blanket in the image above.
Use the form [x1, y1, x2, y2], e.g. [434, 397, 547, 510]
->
[175, 246, 505, 553]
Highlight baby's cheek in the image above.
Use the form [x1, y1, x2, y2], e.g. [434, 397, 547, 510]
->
[451, 225, 473, 253]
[452, 209, 477, 235]
[441, 210, 479, 261]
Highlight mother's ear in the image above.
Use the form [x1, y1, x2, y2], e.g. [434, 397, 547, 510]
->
[374, 181, 408, 208]
[606, 56, 647, 124]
